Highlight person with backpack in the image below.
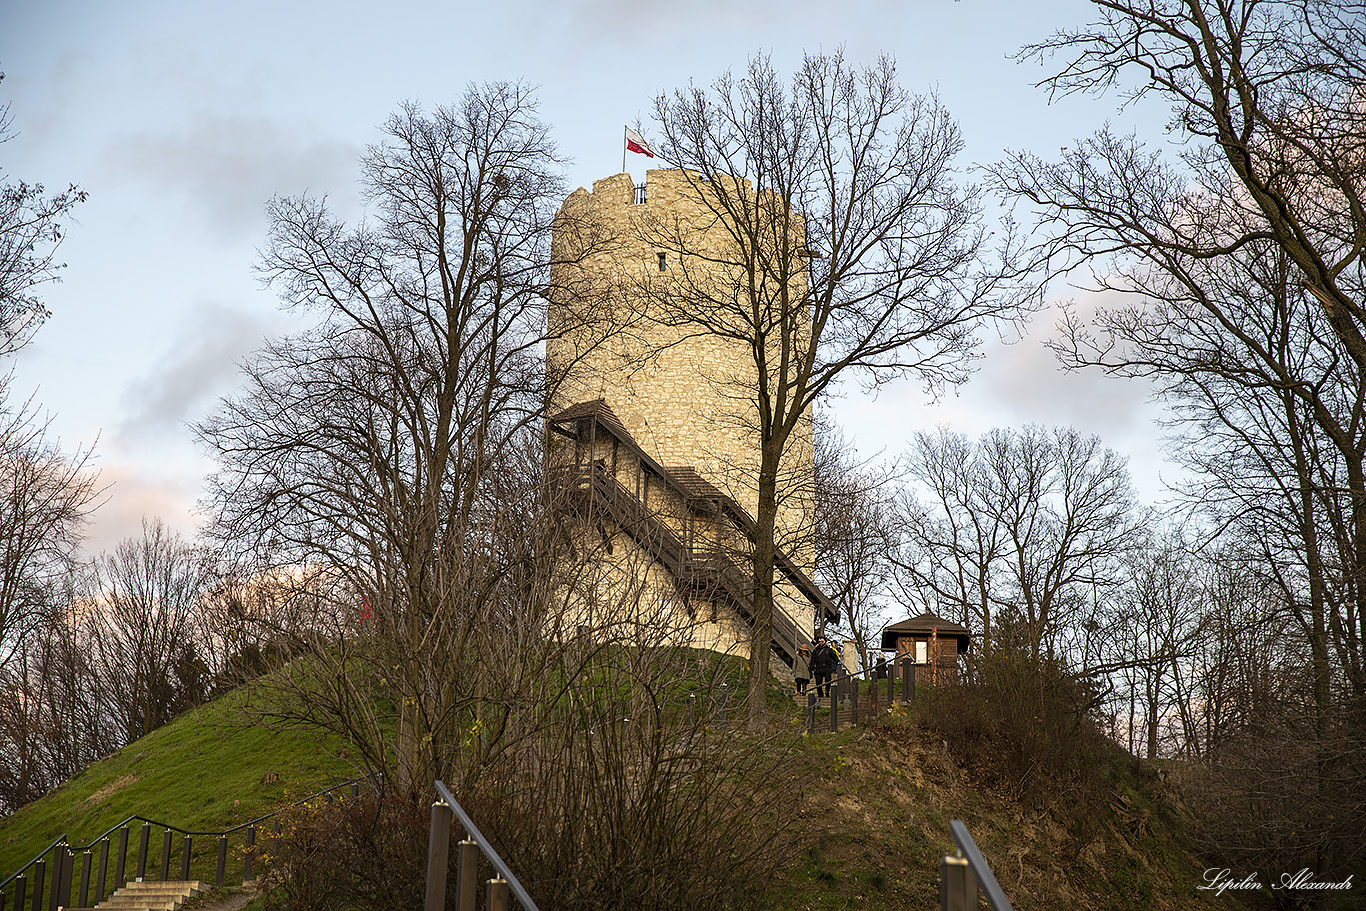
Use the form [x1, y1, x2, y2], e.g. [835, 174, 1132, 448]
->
[811, 635, 840, 698]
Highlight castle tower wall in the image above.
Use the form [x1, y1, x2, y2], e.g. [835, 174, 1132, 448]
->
[548, 170, 813, 561]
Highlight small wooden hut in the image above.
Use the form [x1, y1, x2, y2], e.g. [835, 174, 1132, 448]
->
[879, 611, 970, 686]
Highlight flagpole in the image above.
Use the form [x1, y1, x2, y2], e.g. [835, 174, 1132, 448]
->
[622, 126, 627, 175]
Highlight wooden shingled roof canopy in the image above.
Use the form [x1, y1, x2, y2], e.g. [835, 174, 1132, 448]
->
[880, 611, 971, 654]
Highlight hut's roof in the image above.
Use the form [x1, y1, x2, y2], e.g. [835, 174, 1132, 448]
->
[880, 611, 971, 653]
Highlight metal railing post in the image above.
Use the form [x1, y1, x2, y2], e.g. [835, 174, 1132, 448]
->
[829, 678, 839, 732]
[851, 674, 860, 726]
[13, 875, 24, 911]
[949, 820, 1014, 911]
[215, 836, 227, 887]
[901, 656, 911, 703]
[688, 693, 696, 734]
[806, 692, 816, 734]
[887, 659, 894, 704]
[424, 800, 453, 911]
[455, 840, 478, 911]
[718, 682, 728, 725]
[181, 835, 192, 880]
[488, 876, 510, 911]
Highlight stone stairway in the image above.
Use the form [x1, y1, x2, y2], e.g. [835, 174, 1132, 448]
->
[66, 879, 207, 911]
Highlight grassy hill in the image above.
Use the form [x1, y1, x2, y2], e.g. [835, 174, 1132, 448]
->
[0, 684, 356, 880]
[2, 673, 1222, 910]
[774, 717, 1208, 910]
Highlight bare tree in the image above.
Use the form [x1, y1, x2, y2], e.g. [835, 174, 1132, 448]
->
[991, 0, 1366, 875]
[645, 51, 1031, 724]
[0, 391, 98, 678]
[88, 518, 214, 744]
[894, 425, 1141, 661]
[198, 86, 606, 792]
[1107, 525, 1204, 759]
[894, 427, 1009, 645]
[0, 72, 86, 356]
[812, 417, 897, 672]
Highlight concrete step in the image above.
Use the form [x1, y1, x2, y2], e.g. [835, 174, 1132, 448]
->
[89, 879, 207, 911]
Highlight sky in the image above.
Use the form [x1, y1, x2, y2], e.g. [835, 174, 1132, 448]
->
[0, 0, 1181, 557]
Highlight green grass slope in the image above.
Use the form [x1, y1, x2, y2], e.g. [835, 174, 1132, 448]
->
[777, 719, 1211, 911]
[3, 672, 1218, 911]
[0, 685, 355, 879]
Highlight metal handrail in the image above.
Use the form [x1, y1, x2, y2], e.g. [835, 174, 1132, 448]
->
[0, 834, 67, 892]
[433, 780, 540, 911]
[949, 820, 1013, 911]
[1, 777, 368, 889]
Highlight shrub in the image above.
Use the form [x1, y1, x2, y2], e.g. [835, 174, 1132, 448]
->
[258, 790, 429, 911]
[919, 644, 1111, 819]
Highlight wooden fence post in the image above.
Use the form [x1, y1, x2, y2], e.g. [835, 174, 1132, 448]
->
[96, 838, 110, 902]
[137, 823, 150, 881]
[115, 828, 129, 891]
[940, 854, 977, 911]
[78, 850, 91, 908]
[455, 840, 479, 911]
[243, 827, 254, 883]
[487, 876, 510, 911]
[424, 799, 453, 911]
[30, 858, 43, 911]
[54, 844, 70, 911]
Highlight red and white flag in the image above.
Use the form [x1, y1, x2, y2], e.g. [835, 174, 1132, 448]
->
[624, 126, 655, 158]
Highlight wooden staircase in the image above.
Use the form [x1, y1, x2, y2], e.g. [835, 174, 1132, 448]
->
[66, 879, 207, 911]
[577, 466, 811, 662]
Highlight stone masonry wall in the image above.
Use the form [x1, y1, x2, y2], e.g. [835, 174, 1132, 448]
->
[548, 169, 814, 565]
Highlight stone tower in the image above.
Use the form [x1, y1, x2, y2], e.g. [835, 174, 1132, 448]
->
[544, 169, 830, 662]
[547, 169, 813, 558]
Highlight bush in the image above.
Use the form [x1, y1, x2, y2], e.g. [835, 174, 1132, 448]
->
[258, 790, 429, 911]
[918, 645, 1112, 819]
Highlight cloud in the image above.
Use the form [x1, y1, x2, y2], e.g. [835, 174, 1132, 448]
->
[973, 329, 1156, 441]
[80, 463, 203, 557]
[103, 115, 359, 239]
[118, 301, 274, 439]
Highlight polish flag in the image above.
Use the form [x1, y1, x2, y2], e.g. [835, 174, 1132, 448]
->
[625, 126, 655, 158]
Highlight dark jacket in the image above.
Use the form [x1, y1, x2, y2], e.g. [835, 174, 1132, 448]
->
[811, 642, 840, 675]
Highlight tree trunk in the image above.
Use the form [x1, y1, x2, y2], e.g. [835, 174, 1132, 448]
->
[745, 441, 784, 729]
